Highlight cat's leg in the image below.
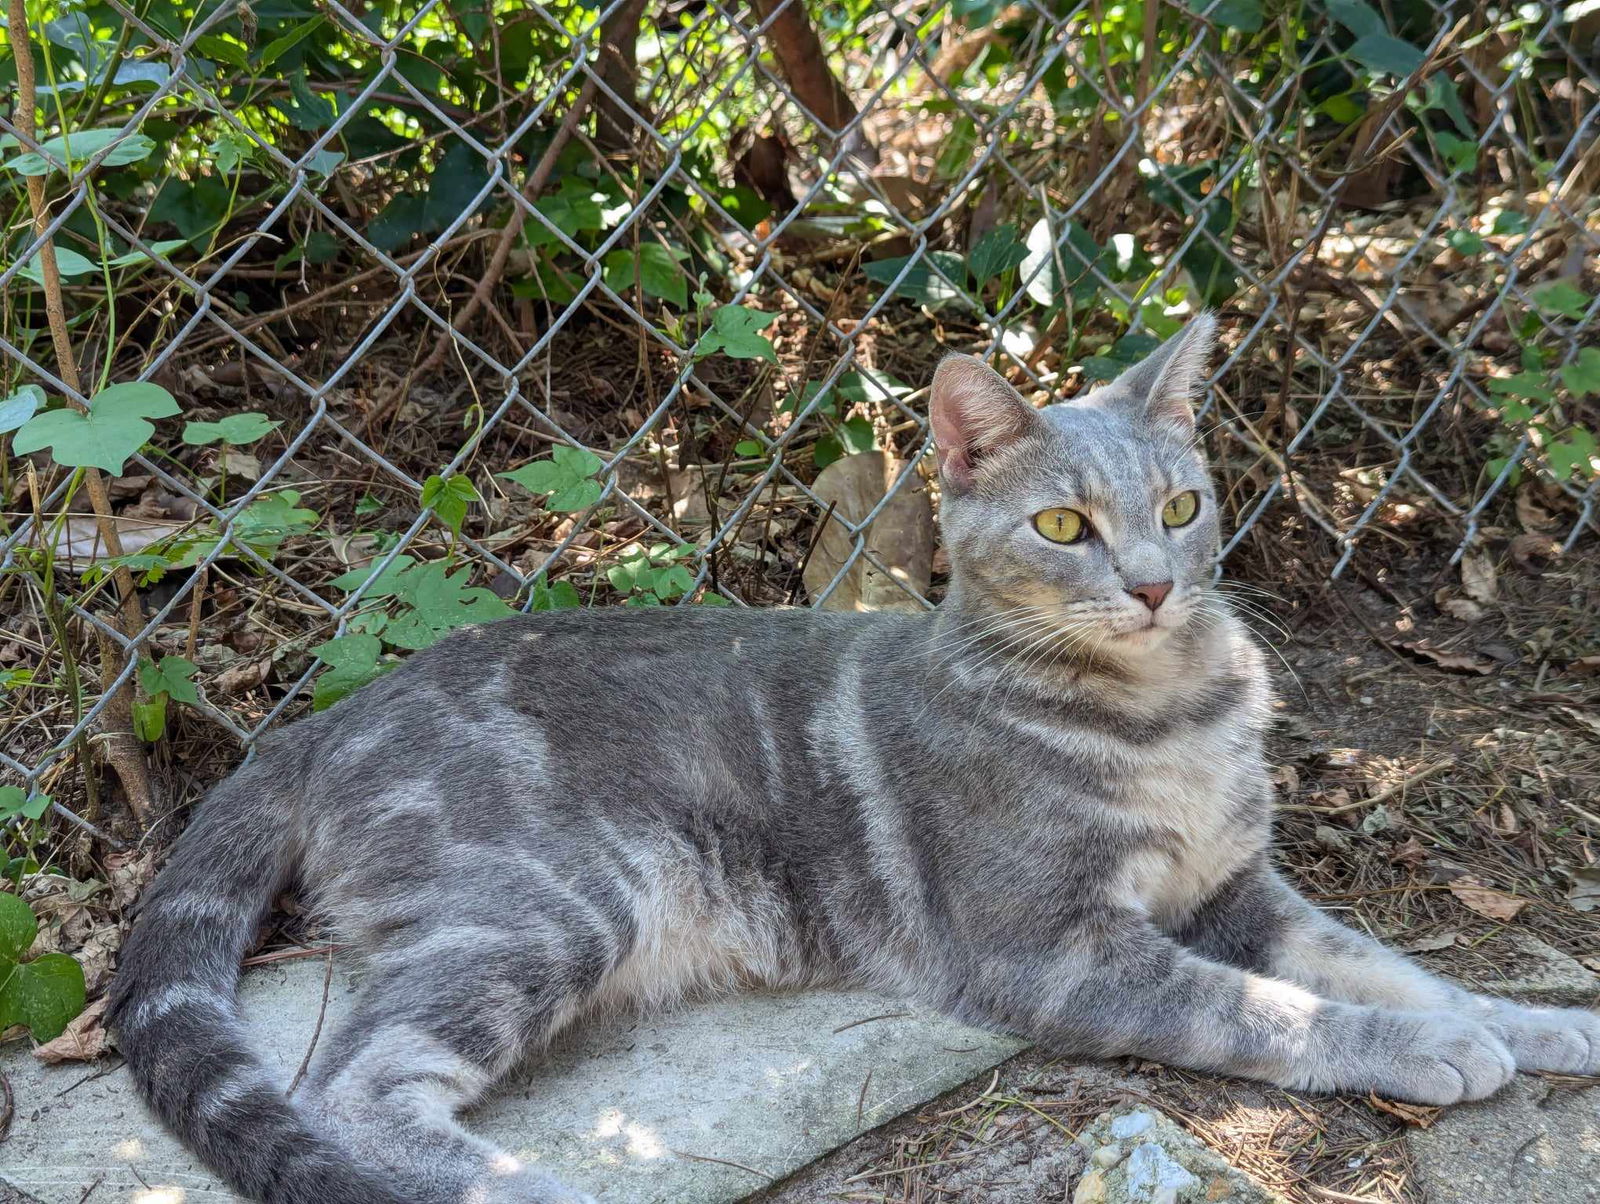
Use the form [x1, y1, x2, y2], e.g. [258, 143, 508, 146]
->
[297, 943, 598, 1204]
[943, 910, 1516, 1104]
[1174, 861, 1600, 1076]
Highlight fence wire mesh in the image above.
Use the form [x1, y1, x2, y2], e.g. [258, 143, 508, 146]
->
[2, 0, 1598, 843]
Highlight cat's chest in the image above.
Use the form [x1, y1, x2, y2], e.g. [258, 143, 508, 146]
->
[1111, 734, 1269, 923]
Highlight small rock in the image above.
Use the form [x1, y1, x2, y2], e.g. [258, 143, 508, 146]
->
[1070, 1106, 1281, 1202]
[1074, 1169, 1109, 1204]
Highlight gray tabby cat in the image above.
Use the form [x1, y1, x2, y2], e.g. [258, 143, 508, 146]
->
[109, 315, 1599, 1204]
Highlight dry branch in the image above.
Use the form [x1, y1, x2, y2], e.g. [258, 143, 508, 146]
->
[9, 0, 154, 824]
[749, 0, 877, 165]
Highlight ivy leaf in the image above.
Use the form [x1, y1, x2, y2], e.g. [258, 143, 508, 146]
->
[1447, 229, 1484, 255]
[0, 892, 86, 1042]
[12, 382, 180, 473]
[500, 445, 604, 513]
[1191, 0, 1263, 31]
[420, 474, 479, 536]
[1546, 427, 1597, 481]
[182, 413, 282, 445]
[1530, 280, 1591, 321]
[1488, 372, 1554, 405]
[863, 251, 970, 310]
[528, 574, 580, 611]
[329, 554, 418, 598]
[602, 244, 688, 308]
[311, 634, 387, 710]
[379, 561, 513, 649]
[209, 128, 256, 174]
[0, 385, 45, 434]
[0, 786, 50, 821]
[967, 223, 1028, 286]
[694, 305, 778, 362]
[230, 491, 320, 556]
[3, 128, 156, 176]
[1559, 348, 1600, 398]
[139, 655, 199, 706]
[1347, 34, 1424, 77]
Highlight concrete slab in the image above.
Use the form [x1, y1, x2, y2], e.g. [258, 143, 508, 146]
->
[1480, 932, 1600, 1007]
[0, 959, 1022, 1204]
[1410, 1074, 1600, 1203]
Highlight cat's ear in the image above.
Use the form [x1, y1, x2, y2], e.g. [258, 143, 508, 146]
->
[1106, 312, 1217, 432]
[930, 355, 1044, 491]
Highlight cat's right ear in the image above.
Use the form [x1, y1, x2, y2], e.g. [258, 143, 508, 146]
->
[930, 355, 1043, 492]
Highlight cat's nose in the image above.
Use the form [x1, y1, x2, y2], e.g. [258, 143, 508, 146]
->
[1127, 581, 1173, 611]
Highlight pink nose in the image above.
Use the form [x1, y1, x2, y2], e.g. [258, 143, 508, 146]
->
[1128, 581, 1173, 611]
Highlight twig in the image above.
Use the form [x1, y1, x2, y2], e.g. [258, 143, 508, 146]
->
[9, 0, 154, 823]
[856, 1065, 873, 1124]
[240, 943, 344, 967]
[0, 1069, 12, 1144]
[287, 946, 335, 1096]
[832, 1010, 911, 1034]
[417, 75, 600, 377]
[670, 1150, 775, 1180]
[1281, 760, 1452, 815]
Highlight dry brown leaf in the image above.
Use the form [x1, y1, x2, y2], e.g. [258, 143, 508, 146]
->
[1389, 837, 1429, 867]
[1436, 592, 1485, 623]
[213, 655, 274, 695]
[803, 452, 934, 613]
[1368, 1092, 1441, 1128]
[1568, 866, 1600, 914]
[1515, 483, 1559, 533]
[1448, 876, 1528, 922]
[1569, 656, 1600, 678]
[1509, 532, 1562, 573]
[1459, 552, 1497, 604]
[32, 997, 110, 1064]
[1394, 640, 1495, 675]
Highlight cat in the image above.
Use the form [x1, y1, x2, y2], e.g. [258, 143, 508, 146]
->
[109, 315, 1600, 1204]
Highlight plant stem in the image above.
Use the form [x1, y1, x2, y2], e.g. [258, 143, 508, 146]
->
[9, 0, 154, 825]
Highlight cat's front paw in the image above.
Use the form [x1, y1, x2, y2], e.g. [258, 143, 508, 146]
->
[1362, 1013, 1516, 1105]
[1488, 1002, 1600, 1074]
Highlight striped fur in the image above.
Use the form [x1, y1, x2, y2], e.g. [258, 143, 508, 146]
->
[109, 319, 1598, 1203]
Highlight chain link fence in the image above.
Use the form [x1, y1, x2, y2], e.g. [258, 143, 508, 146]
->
[2, 0, 1598, 846]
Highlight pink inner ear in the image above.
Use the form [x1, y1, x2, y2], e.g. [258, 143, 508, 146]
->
[929, 355, 1038, 490]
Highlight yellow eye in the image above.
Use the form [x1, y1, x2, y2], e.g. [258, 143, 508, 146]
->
[1162, 491, 1199, 528]
[1034, 508, 1088, 544]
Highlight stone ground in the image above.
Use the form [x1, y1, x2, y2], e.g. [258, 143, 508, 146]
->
[1, 944, 1595, 1204]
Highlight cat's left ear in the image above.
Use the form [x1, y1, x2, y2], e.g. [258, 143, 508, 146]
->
[1105, 312, 1217, 433]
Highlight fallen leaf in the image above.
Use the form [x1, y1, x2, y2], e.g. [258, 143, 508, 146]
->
[1569, 656, 1600, 678]
[1568, 866, 1600, 913]
[1449, 876, 1528, 922]
[1389, 837, 1429, 867]
[803, 451, 934, 613]
[213, 655, 274, 695]
[1460, 552, 1498, 603]
[1369, 1092, 1441, 1128]
[32, 996, 110, 1064]
[1393, 640, 1495, 674]
[1437, 593, 1485, 623]
[1399, 931, 1459, 953]
[1509, 533, 1561, 574]
[1515, 483, 1559, 533]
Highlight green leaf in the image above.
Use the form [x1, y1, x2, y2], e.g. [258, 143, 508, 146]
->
[528, 575, 580, 611]
[1530, 280, 1591, 321]
[355, 492, 384, 517]
[0, 787, 49, 822]
[1434, 130, 1477, 175]
[14, 246, 99, 284]
[182, 413, 282, 445]
[500, 446, 604, 513]
[1546, 427, 1597, 481]
[698, 591, 732, 607]
[1324, 0, 1387, 39]
[1491, 210, 1530, 236]
[256, 16, 326, 68]
[0, 893, 36, 962]
[694, 305, 778, 362]
[12, 382, 180, 473]
[1447, 229, 1484, 255]
[1488, 372, 1555, 405]
[377, 561, 513, 649]
[139, 655, 199, 706]
[209, 128, 255, 174]
[133, 697, 168, 742]
[863, 251, 970, 310]
[231, 491, 319, 555]
[734, 439, 764, 457]
[1559, 348, 1600, 398]
[194, 35, 251, 69]
[967, 223, 1028, 286]
[3, 128, 155, 176]
[1019, 217, 1102, 307]
[526, 177, 605, 242]
[330, 554, 419, 597]
[0, 951, 86, 1041]
[935, 115, 979, 179]
[839, 415, 876, 455]
[311, 634, 386, 710]
[602, 244, 688, 308]
[420, 474, 479, 535]
[1193, 0, 1263, 31]
[0, 385, 45, 434]
[1348, 33, 1425, 76]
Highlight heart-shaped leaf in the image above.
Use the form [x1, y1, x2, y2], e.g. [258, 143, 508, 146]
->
[13, 382, 179, 473]
[182, 413, 282, 445]
[0, 893, 86, 1042]
[694, 305, 778, 362]
[0, 385, 45, 434]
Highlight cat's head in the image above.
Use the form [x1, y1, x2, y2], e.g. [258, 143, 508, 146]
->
[930, 315, 1219, 651]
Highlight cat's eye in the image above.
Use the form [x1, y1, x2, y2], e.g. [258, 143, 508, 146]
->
[1162, 491, 1199, 528]
[1034, 508, 1088, 544]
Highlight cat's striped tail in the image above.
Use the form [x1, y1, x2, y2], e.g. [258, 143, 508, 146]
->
[106, 756, 404, 1204]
